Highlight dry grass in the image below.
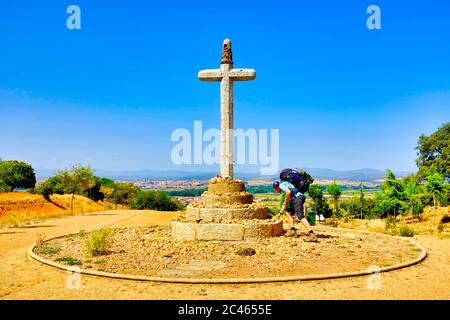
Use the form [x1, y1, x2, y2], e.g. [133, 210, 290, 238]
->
[324, 206, 450, 238]
[0, 192, 111, 228]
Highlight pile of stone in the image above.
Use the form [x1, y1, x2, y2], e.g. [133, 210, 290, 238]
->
[172, 178, 283, 241]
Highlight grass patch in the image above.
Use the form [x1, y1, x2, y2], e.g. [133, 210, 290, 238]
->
[399, 224, 415, 237]
[94, 258, 105, 264]
[77, 229, 87, 238]
[84, 227, 115, 256]
[56, 256, 82, 266]
[347, 250, 356, 256]
[36, 246, 60, 255]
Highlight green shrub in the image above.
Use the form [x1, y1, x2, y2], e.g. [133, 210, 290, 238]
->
[167, 188, 207, 196]
[84, 227, 115, 256]
[35, 176, 64, 200]
[56, 257, 82, 266]
[0, 180, 11, 192]
[77, 229, 86, 238]
[385, 216, 397, 230]
[267, 207, 278, 217]
[131, 190, 185, 211]
[36, 246, 60, 255]
[0, 160, 36, 191]
[411, 201, 425, 216]
[399, 224, 415, 237]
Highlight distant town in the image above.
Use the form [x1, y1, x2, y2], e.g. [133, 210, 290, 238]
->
[132, 179, 209, 190]
[124, 178, 381, 190]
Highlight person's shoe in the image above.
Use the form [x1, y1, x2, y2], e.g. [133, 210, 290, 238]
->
[304, 232, 318, 242]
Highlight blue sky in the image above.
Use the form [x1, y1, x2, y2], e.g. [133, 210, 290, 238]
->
[0, 0, 449, 174]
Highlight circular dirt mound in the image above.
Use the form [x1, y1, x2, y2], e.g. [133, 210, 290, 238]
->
[29, 226, 426, 283]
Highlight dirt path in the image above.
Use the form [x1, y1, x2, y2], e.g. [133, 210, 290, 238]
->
[1, 210, 449, 300]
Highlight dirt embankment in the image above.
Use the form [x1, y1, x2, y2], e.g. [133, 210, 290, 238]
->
[0, 192, 107, 227]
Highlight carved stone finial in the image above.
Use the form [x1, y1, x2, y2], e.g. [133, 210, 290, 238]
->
[220, 39, 233, 65]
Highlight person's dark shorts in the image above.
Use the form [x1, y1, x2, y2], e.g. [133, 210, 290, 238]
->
[291, 194, 305, 220]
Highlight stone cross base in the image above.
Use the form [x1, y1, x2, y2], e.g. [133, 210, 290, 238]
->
[171, 178, 283, 241]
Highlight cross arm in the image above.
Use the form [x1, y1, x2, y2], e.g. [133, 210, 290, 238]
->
[198, 69, 223, 82]
[229, 68, 256, 81]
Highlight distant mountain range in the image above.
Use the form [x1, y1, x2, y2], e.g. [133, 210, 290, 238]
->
[35, 167, 415, 182]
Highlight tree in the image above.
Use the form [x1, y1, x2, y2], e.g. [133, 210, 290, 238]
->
[84, 177, 115, 202]
[299, 169, 315, 185]
[57, 165, 96, 214]
[130, 190, 184, 211]
[383, 169, 397, 188]
[307, 184, 332, 218]
[424, 165, 446, 226]
[35, 176, 64, 200]
[339, 188, 375, 220]
[102, 182, 139, 209]
[416, 122, 450, 180]
[358, 183, 365, 219]
[326, 180, 342, 215]
[308, 184, 324, 200]
[444, 184, 450, 206]
[425, 165, 445, 207]
[373, 192, 406, 217]
[373, 170, 408, 217]
[0, 181, 10, 192]
[0, 160, 36, 191]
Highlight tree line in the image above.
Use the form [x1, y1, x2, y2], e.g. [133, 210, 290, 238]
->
[309, 123, 450, 219]
[310, 166, 449, 220]
[0, 161, 184, 213]
[1, 122, 448, 218]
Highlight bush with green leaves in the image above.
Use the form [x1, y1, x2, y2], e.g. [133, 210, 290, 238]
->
[167, 187, 207, 197]
[0, 180, 10, 192]
[399, 224, 415, 237]
[35, 176, 64, 200]
[83, 177, 115, 201]
[36, 246, 61, 255]
[339, 189, 375, 219]
[102, 182, 140, 209]
[307, 184, 332, 218]
[84, 227, 115, 256]
[0, 160, 36, 191]
[326, 181, 342, 216]
[416, 122, 450, 181]
[56, 257, 82, 266]
[35, 165, 96, 212]
[425, 165, 446, 207]
[130, 190, 185, 211]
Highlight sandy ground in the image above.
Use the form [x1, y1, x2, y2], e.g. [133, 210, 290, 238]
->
[39, 227, 419, 278]
[0, 210, 449, 300]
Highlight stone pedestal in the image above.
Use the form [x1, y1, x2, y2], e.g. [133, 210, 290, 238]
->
[172, 178, 283, 241]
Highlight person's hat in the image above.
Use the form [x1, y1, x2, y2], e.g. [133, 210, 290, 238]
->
[273, 180, 280, 189]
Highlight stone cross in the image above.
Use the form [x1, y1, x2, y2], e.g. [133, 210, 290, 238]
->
[198, 39, 256, 179]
